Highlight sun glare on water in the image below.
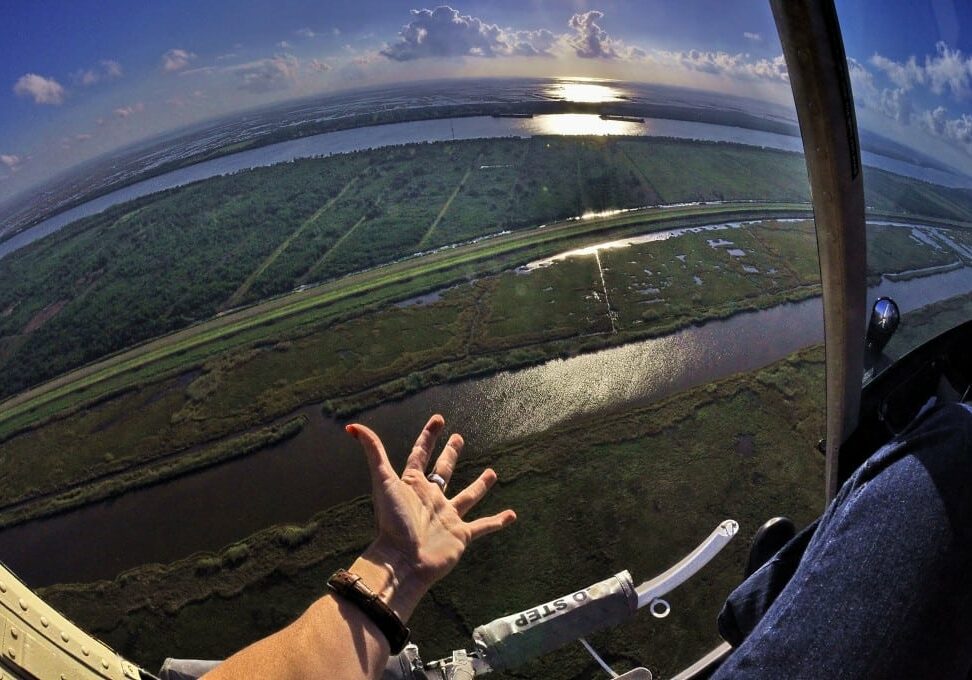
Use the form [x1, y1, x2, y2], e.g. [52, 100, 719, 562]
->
[546, 79, 626, 103]
[535, 78, 640, 135]
[533, 113, 644, 136]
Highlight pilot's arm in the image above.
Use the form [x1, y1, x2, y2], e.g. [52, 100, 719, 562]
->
[202, 415, 516, 680]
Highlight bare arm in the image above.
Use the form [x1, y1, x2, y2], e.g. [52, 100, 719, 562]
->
[203, 414, 516, 680]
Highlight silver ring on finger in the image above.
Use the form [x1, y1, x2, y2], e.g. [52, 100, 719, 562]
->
[427, 472, 447, 493]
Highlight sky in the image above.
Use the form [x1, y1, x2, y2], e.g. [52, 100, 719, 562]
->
[3, 0, 972, 204]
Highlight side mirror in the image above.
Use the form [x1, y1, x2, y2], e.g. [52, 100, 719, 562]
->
[864, 297, 900, 378]
[865, 297, 900, 355]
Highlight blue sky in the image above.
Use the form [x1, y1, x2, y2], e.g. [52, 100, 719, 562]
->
[2, 1, 972, 202]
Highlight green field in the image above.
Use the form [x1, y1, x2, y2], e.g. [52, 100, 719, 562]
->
[3, 136, 972, 400]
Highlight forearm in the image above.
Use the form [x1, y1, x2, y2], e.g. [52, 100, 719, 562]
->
[202, 544, 428, 680]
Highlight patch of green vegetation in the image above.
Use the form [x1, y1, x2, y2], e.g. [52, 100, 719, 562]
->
[600, 220, 821, 332]
[2, 135, 969, 401]
[863, 169, 972, 222]
[620, 140, 810, 204]
[866, 223, 961, 284]
[0, 415, 308, 528]
[40, 347, 826, 678]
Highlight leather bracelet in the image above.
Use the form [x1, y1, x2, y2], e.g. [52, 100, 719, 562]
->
[326, 568, 410, 654]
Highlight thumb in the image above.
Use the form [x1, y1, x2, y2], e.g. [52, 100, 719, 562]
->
[346, 423, 396, 492]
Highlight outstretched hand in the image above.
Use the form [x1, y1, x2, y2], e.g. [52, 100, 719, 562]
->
[204, 415, 514, 677]
[346, 414, 516, 598]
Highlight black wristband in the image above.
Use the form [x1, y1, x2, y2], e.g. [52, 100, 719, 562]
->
[326, 569, 410, 654]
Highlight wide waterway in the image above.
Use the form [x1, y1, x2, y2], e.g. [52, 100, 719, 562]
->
[1, 257, 970, 587]
[1, 112, 965, 261]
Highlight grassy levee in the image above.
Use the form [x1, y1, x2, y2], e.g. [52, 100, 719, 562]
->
[0, 202, 811, 438]
[39, 347, 827, 678]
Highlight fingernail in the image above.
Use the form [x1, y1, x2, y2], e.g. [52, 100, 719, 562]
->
[345, 424, 357, 437]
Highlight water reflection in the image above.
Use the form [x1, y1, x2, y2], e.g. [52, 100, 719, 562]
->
[531, 113, 644, 136]
[524, 220, 761, 269]
[544, 79, 627, 103]
[468, 329, 724, 441]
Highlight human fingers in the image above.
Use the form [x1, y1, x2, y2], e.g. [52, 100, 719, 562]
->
[451, 467, 498, 517]
[431, 433, 463, 488]
[467, 510, 517, 541]
[346, 423, 397, 493]
[404, 414, 445, 474]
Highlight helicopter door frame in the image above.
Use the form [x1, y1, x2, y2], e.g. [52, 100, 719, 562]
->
[671, 1, 868, 676]
[771, 0, 867, 503]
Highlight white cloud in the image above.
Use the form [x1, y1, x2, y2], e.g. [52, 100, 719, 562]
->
[869, 42, 972, 99]
[743, 32, 763, 43]
[296, 28, 316, 38]
[566, 11, 620, 59]
[0, 154, 22, 170]
[870, 54, 923, 91]
[381, 6, 510, 60]
[78, 69, 99, 86]
[351, 52, 381, 66]
[75, 133, 93, 142]
[236, 54, 300, 92]
[13, 73, 66, 105]
[75, 59, 123, 86]
[161, 48, 196, 73]
[509, 29, 557, 57]
[333, 27, 342, 36]
[278, 40, 293, 49]
[114, 102, 145, 118]
[917, 106, 972, 148]
[379, 6, 619, 62]
[848, 57, 876, 95]
[650, 49, 788, 82]
[309, 59, 332, 73]
[924, 41, 970, 97]
[849, 57, 911, 122]
[879, 87, 911, 123]
[102, 59, 123, 79]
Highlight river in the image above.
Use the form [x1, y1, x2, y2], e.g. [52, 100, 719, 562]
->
[1, 255, 969, 587]
[1, 111, 965, 261]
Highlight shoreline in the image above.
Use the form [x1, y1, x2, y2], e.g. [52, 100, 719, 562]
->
[0, 285, 818, 530]
[0, 100, 804, 245]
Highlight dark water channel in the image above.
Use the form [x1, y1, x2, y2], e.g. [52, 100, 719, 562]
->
[1, 264, 969, 587]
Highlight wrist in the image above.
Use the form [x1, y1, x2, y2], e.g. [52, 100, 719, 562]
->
[353, 542, 430, 623]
